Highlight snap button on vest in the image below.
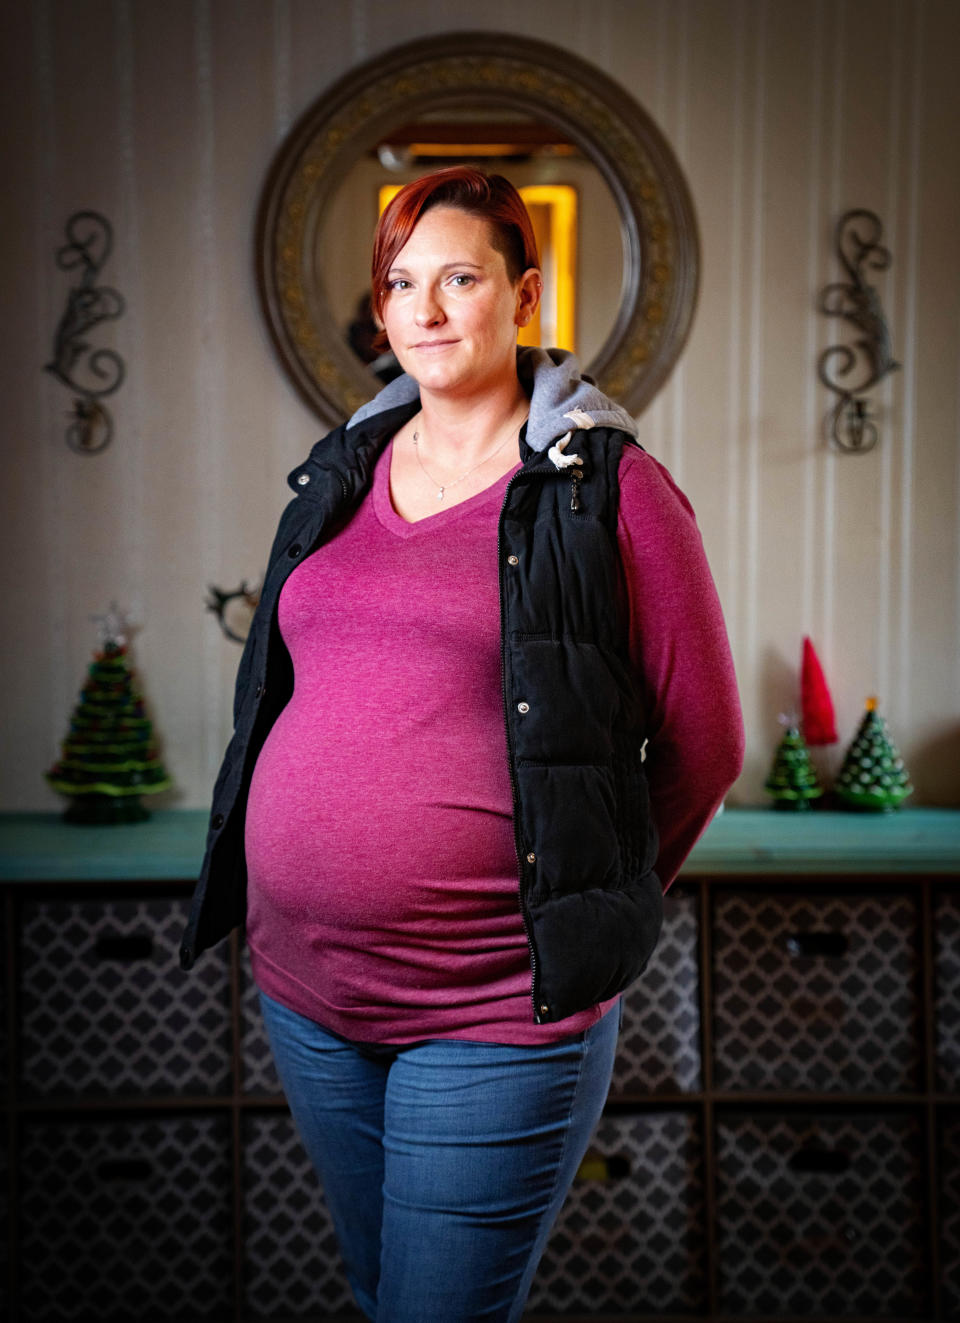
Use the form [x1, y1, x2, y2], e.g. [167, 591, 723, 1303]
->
[517, 701, 529, 714]
[526, 852, 536, 863]
[287, 543, 302, 557]
[507, 554, 519, 565]
[296, 472, 310, 486]
[211, 812, 224, 828]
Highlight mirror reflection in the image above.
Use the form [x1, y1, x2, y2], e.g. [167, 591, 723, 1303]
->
[258, 32, 700, 423]
[317, 109, 625, 380]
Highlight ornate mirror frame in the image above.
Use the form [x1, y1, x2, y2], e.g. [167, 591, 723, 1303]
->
[257, 32, 700, 426]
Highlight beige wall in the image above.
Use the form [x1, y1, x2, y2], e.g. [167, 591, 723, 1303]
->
[2, 0, 958, 812]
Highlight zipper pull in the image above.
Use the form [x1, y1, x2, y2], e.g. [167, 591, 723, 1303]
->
[570, 468, 583, 511]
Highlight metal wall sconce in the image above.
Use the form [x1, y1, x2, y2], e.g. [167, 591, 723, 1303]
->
[45, 211, 125, 454]
[817, 209, 899, 454]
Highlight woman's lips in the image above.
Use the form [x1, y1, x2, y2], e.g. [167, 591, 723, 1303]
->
[411, 339, 458, 352]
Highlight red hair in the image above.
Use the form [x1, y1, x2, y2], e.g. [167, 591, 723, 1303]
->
[370, 166, 540, 345]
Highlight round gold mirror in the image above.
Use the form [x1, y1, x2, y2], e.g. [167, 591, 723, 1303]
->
[257, 32, 699, 425]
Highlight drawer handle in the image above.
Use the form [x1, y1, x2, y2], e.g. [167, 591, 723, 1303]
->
[94, 933, 154, 962]
[785, 931, 848, 958]
[789, 1146, 850, 1175]
[97, 1157, 153, 1183]
[575, 1152, 631, 1182]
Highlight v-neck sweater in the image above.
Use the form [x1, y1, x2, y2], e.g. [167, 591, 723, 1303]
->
[244, 437, 741, 1044]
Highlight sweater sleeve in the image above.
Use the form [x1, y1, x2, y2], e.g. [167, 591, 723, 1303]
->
[616, 447, 745, 892]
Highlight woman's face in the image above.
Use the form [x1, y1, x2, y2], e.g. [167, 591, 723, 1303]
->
[381, 206, 541, 400]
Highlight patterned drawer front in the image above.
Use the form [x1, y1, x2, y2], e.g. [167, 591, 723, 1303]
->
[18, 895, 232, 1097]
[716, 1109, 928, 1317]
[18, 1113, 233, 1321]
[935, 889, 960, 1091]
[612, 885, 701, 1096]
[241, 945, 283, 1095]
[242, 1111, 358, 1318]
[941, 1111, 960, 1320]
[527, 1110, 706, 1316]
[712, 888, 921, 1092]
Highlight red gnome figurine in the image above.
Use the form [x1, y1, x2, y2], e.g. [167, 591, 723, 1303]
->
[801, 636, 837, 745]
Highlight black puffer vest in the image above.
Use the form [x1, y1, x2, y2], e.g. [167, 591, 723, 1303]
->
[179, 402, 663, 1024]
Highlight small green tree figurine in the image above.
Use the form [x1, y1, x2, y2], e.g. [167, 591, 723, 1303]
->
[45, 605, 172, 824]
[765, 713, 824, 810]
[835, 695, 913, 812]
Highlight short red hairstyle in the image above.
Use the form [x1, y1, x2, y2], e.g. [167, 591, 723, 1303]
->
[370, 166, 540, 344]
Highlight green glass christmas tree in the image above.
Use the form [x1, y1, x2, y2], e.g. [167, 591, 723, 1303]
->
[764, 713, 824, 810]
[45, 605, 172, 824]
[835, 695, 913, 812]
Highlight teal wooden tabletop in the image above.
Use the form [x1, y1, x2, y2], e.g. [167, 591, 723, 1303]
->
[0, 805, 957, 882]
[687, 805, 960, 874]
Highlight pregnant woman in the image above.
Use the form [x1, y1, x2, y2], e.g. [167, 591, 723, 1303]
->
[181, 165, 744, 1321]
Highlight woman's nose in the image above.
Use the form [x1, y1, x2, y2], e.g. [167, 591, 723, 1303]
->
[414, 289, 443, 326]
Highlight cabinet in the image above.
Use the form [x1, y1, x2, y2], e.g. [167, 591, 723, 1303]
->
[2, 808, 960, 1321]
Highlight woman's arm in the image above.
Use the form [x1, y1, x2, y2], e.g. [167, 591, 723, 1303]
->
[616, 447, 746, 893]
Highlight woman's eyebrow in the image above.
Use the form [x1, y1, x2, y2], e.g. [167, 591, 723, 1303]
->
[387, 260, 485, 276]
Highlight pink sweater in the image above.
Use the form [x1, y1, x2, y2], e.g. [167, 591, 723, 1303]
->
[244, 439, 743, 1044]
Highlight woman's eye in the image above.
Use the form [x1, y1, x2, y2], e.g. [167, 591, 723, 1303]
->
[388, 279, 411, 291]
[450, 274, 474, 287]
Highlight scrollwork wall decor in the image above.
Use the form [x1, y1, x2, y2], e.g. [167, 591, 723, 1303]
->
[205, 581, 261, 645]
[817, 209, 899, 454]
[45, 211, 126, 454]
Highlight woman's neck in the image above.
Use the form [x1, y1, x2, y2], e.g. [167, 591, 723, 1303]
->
[415, 380, 529, 464]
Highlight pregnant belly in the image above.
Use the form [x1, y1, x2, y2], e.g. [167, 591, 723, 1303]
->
[244, 710, 519, 935]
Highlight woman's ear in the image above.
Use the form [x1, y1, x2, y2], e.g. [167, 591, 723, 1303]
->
[515, 268, 543, 327]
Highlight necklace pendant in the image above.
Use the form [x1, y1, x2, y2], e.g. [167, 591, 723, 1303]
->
[437, 487, 445, 500]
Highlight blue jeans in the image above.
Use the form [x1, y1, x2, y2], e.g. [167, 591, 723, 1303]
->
[258, 990, 621, 1322]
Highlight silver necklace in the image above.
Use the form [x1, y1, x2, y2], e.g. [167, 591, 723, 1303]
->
[411, 411, 526, 500]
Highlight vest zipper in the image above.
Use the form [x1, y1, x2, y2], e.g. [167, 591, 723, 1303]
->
[497, 468, 543, 1024]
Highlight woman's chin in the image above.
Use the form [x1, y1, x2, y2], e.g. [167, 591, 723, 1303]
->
[401, 359, 469, 394]
[401, 356, 514, 401]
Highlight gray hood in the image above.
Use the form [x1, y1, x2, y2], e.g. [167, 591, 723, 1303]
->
[347, 346, 638, 454]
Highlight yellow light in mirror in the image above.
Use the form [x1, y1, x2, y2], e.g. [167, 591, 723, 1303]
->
[518, 185, 576, 353]
[405, 143, 576, 157]
[377, 183, 577, 353]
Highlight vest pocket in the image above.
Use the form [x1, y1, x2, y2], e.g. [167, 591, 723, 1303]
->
[515, 762, 620, 898]
[508, 637, 622, 765]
